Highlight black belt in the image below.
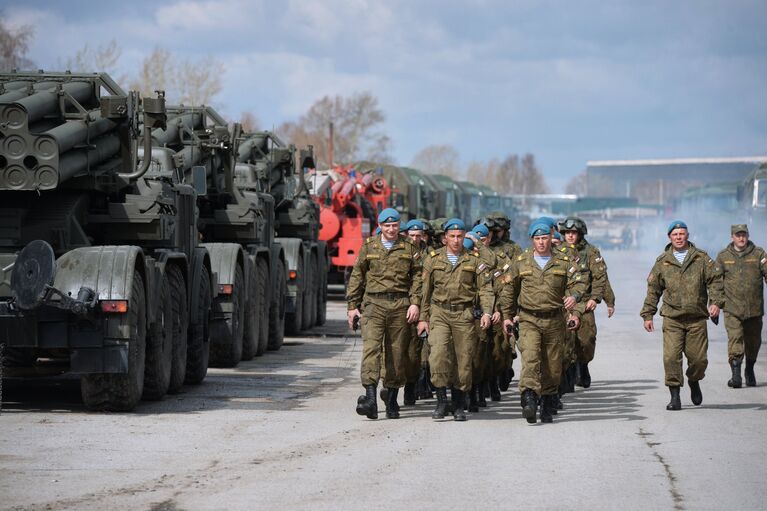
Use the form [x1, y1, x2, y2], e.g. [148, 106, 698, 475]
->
[434, 301, 473, 312]
[520, 307, 561, 319]
[367, 291, 408, 301]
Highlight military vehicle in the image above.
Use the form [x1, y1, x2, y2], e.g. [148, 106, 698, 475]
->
[738, 163, 767, 226]
[236, 130, 328, 335]
[457, 180, 484, 225]
[0, 71, 222, 410]
[355, 162, 439, 220]
[423, 173, 463, 220]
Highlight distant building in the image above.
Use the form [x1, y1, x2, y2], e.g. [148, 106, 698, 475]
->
[586, 157, 767, 205]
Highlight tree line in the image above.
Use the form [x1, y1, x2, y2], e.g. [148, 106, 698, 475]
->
[0, 17, 549, 193]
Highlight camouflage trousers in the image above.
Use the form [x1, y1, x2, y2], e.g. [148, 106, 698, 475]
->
[490, 320, 513, 378]
[359, 297, 409, 388]
[472, 319, 491, 383]
[662, 316, 708, 387]
[724, 313, 763, 363]
[574, 310, 597, 363]
[428, 306, 477, 392]
[404, 324, 429, 383]
[518, 311, 563, 396]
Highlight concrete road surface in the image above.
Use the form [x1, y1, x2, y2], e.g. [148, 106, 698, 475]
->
[1, 250, 766, 510]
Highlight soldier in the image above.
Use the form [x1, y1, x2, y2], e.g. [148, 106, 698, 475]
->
[347, 208, 423, 420]
[402, 219, 429, 404]
[558, 216, 614, 389]
[641, 220, 724, 411]
[418, 218, 494, 421]
[715, 224, 767, 388]
[499, 220, 585, 424]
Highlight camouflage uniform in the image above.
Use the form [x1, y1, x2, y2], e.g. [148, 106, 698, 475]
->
[347, 235, 422, 389]
[489, 240, 523, 379]
[568, 239, 609, 364]
[715, 241, 767, 367]
[640, 243, 724, 387]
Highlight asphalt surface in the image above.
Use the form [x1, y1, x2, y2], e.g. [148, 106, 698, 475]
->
[1, 249, 766, 510]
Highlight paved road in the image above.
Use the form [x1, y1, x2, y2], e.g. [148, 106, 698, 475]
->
[1, 250, 766, 510]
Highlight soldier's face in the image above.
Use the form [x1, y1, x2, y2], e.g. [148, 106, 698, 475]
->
[732, 232, 749, 250]
[532, 234, 552, 255]
[445, 230, 465, 253]
[380, 221, 400, 241]
[668, 228, 689, 250]
[563, 231, 579, 245]
[407, 230, 425, 245]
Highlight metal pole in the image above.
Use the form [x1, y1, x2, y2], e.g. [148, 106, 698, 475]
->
[328, 122, 334, 167]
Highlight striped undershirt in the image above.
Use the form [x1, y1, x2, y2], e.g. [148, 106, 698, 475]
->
[673, 250, 688, 264]
[381, 238, 395, 250]
[446, 253, 459, 266]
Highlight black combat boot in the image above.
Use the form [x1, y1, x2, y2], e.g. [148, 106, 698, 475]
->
[449, 387, 458, 414]
[579, 362, 591, 389]
[379, 387, 388, 402]
[745, 359, 757, 387]
[728, 360, 742, 389]
[566, 364, 577, 392]
[489, 378, 501, 401]
[551, 393, 561, 413]
[478, 382, 488, 407]
[521, 389, 538, 424]
[558, 376, 569, 397]
[432, 387, 448, 419]
[415, 367, 433, 399]
[403, 383, 416, 405]
[666, 386, 681, 411]
[499, 370, 511, 392]
[689, 380, 703, 406]
[356, 384, 378, 419]
[452, 389, 467, 421]
[540, 395, 554, 423]
[386, 388, 401, 419]
[468, 384, 480, 412]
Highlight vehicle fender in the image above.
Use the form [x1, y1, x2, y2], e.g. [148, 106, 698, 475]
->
[275, 237, 305, 294]
[202, 242, 245, 292]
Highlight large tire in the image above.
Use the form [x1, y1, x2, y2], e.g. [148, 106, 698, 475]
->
[255, 257, 270, 356]
[241, 260, 259, 361]
[307, 252, 318, 328]
[268, 258, 286, 351]
[143, 271, 173, 400]
[81, 272, 146, 411]
[185, 265, 211, 384]
[284, 256, 303, 335]
[316, 264, 327, 326]
[209, 264, 245, 367]
[167, 265, 188, 394]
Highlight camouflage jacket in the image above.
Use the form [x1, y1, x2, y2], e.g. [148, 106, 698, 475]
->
[715, 241, 767, 320]
[568, 239, 609, 303]
[640, 243, 724, 321]
[419, 246, 495, 322]
[498, 248, 587, 318]
[346, 234, 423, 311]
[490, 239, 523, 261]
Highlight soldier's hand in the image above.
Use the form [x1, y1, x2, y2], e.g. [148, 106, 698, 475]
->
[643, 319, 654, 332]
[708, 304, 720, 319]
[491, 311, 502, 325]
[417, 320, 430, 336]
[347, 309, 361, 330]
[566, 315, 580, 330]
[406, 304, 420, 323]
[503, 319, 514, 336]
[563, 296, 577, 310]
[480, 313, 491, 330]
[585, 299, 598, 312]
[607, 306, 615, 318]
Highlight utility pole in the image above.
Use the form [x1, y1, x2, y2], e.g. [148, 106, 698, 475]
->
[328, 122, 334, 167]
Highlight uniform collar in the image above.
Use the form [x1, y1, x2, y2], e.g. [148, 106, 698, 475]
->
[727, 241, 754, 257]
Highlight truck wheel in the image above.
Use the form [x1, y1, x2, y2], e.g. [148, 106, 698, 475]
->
[255, 257, 269, 356]
[285, 256, 303, 335]
[268, 258, 286, 350]
[167, 265, 188, 394]
[81, 272, 146, 411]
[143, 271, 173, 400]
[307, 252, 318, 328]
[316, 266, 327, 326]
[241, 260, 259, 361]
[209, 264, 245, 367]
[185, 265, 211, 384]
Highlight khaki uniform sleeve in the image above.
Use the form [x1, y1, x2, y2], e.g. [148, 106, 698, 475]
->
[346, 242, 368, 311]
[603, 276, 615, 307]
[408, 245, 423, 307]
[640, 260, 664, 320]
[760, 248, 767, 284]
[588, 248, 608, 303]
[477, 261, 495, 315]
[498, 260, 521, 318]
[705, 256, 725, 308]
[419, 254, 434, 322]
[566, 260, 588, 310]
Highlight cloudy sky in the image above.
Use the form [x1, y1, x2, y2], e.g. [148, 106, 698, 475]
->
[6, 0, 767, 191]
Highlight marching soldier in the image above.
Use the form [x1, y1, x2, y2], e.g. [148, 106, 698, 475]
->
[402, 219, 429, 404]
[715, 224, 767, 388]
[347, 208, 423, 420]
[499, 220, 585, 424]
[418, 219, 494, 421]
[641, 220, 724, 410]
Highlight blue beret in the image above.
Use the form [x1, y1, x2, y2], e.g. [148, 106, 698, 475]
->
[528, 221, 551, 238]
[463, 237, 475, 250]
[444, 218, 466, 231]
[537, 216, 557, 228]
[375, 226, 381, 235]
[667, 220, 687, 234]
[405, 219, 425, 231]
[553, 231, 562, 240]
[377, 208, 400, 224]
[472, 224, 490, 237]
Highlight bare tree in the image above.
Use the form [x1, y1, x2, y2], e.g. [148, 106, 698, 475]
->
[0, 17, 34, 71]
[239, 111, 260, 132]
[65, 40, 123, 79]
[411, 144, 461, 178]
[278, 91, 391, 167]
[565, 170, 588, 196]
[492, 153, 549, 195]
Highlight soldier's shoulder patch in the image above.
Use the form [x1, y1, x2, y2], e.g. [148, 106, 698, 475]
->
[430, 250, 437, 257]
[762, 258, 767, 265]
[647, 273, 655, 283]
[471, 251, 479, 257]
[498, 252, 507, 259]
[414, 252, 421, 261]
[595, 256, 603, 263]
[478, 263, 487, 272]
[494, 270, 502, 278]
[517, 255, 525, 261]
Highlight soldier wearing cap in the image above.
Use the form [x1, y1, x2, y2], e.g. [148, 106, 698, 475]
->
[418, 218, 494, 421]
[347, 208, 423, 420]
[641, 220, 724, 411]
[499, 221, 585, 424]
[715, 224, 767, 388]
